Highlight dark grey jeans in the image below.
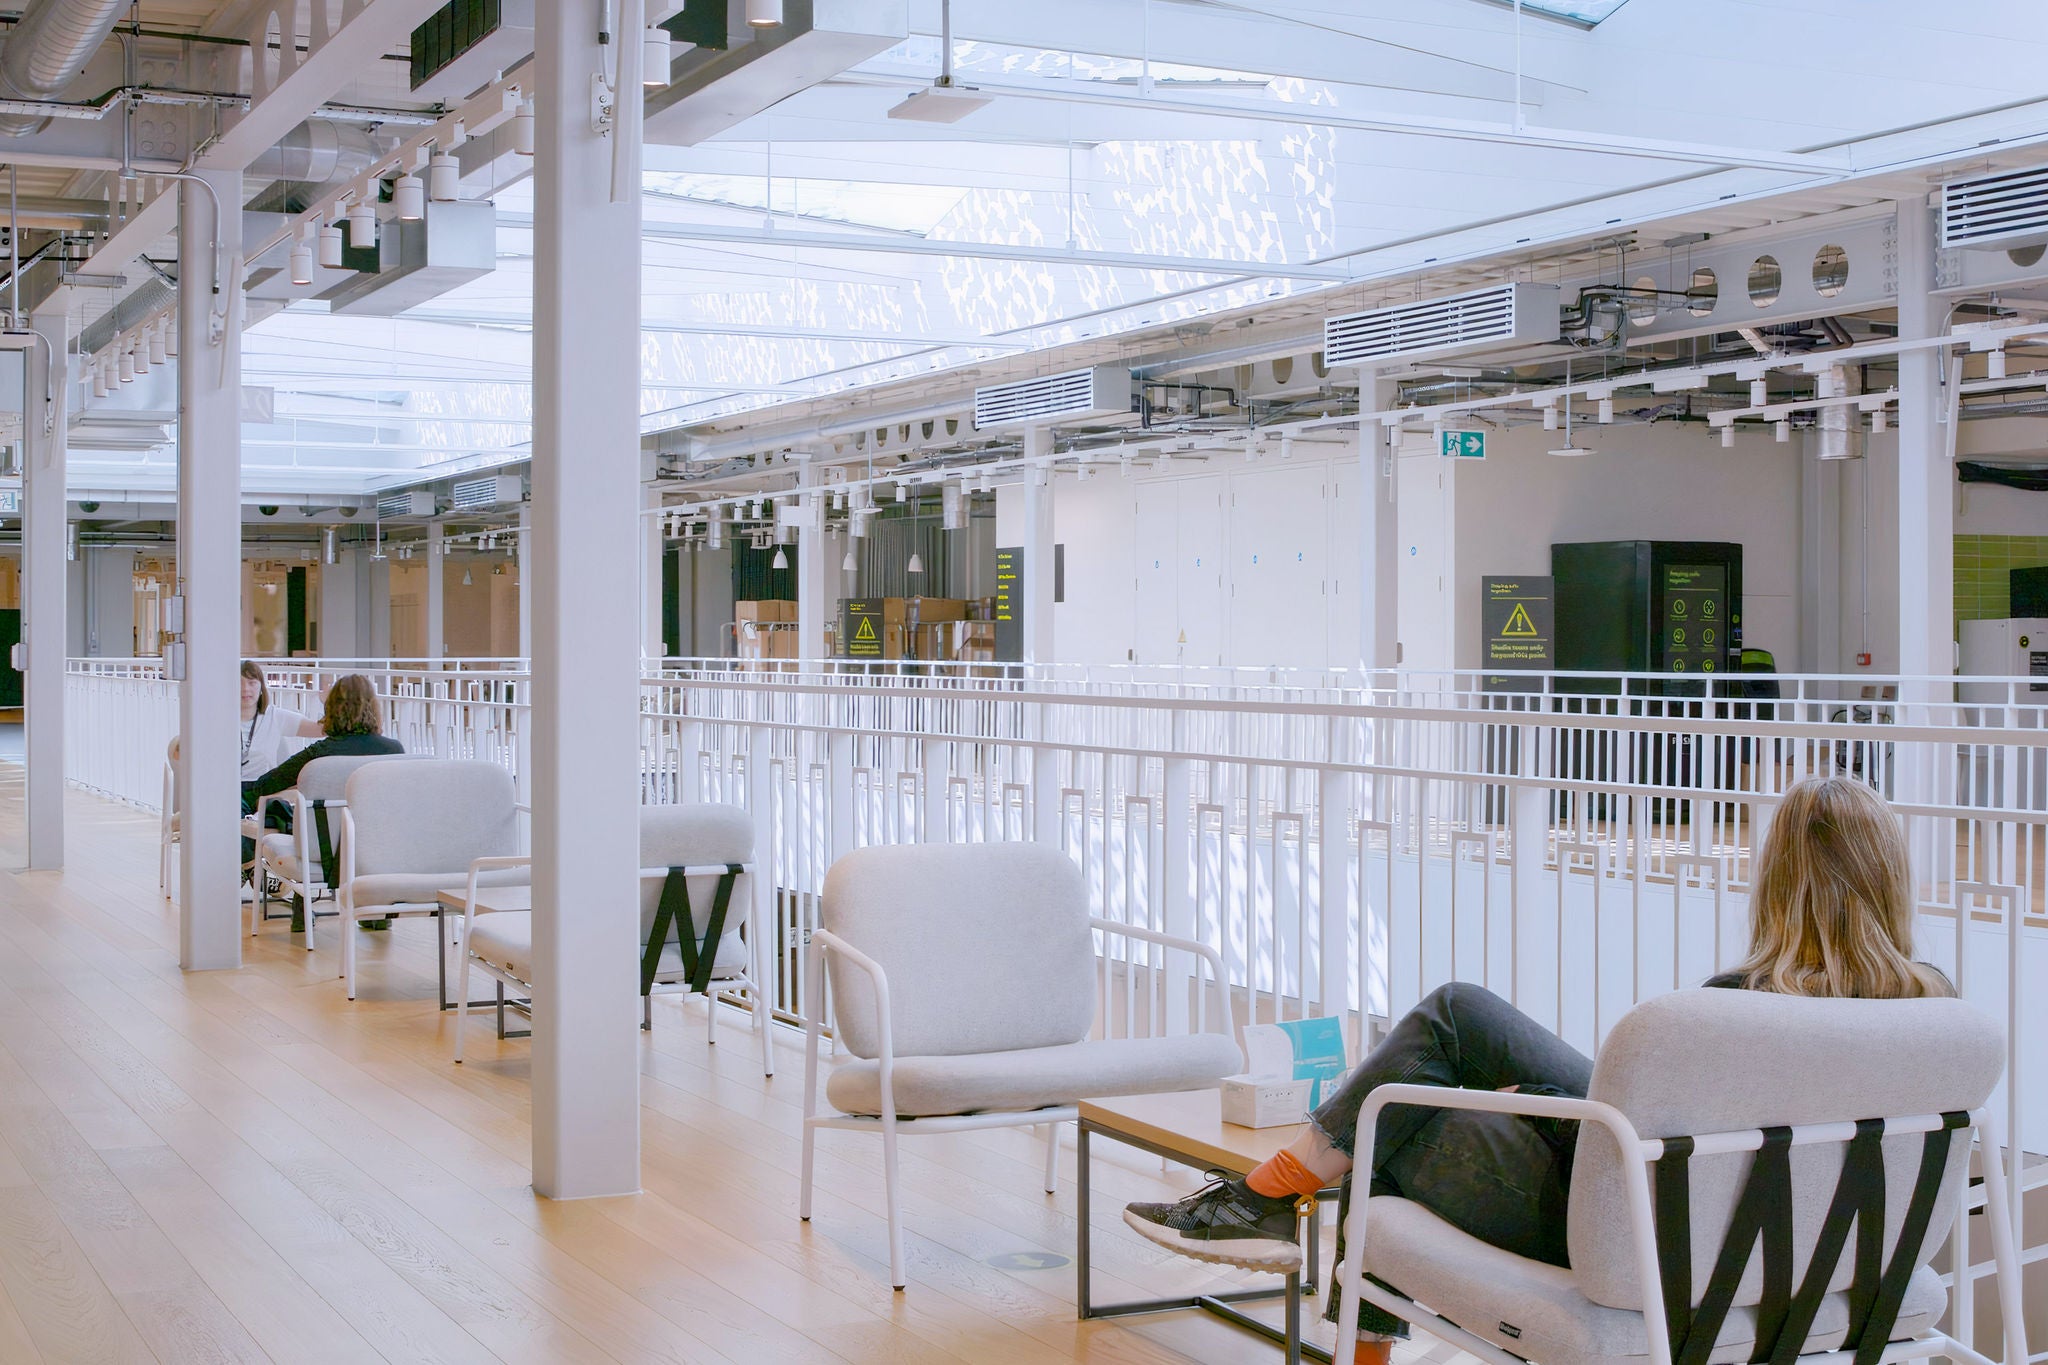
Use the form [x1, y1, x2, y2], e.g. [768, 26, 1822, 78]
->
[1314, 982, 1594, 1339]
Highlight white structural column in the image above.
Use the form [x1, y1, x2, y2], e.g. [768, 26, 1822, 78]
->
[1358, 374, 1399, 671]
[528, 0, 644, 1199]
[22, 304, 69, 867]
[1893, 198, 1950, 688]
[176, 170, 245, 969]
[1021, 427, 1054, 664]
[796, 468, 828, 662]
[425, 521, 445, 661]
[516, 501, 531, 660]
[642, 480, 665, 661]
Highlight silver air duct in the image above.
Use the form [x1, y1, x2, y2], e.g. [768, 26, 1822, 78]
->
[248, 119, 402, 187]
[0, 0, 130, 137]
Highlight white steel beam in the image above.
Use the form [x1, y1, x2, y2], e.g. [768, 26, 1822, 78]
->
[23, 304, 68, 867]
[528, 0, 644, 1199]
[1358, 373, 1398, 672]
[1894, 197, 1950, 692]
[175, 168, 245, 970]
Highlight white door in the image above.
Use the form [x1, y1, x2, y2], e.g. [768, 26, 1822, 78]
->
[1176, 477, 1227, 666]
[1231, 463, 1330, 670]
[1133, 481, 1180, 665]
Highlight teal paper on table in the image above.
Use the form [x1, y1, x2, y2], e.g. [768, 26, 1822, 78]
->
[1276, 1017, 1348, 1109]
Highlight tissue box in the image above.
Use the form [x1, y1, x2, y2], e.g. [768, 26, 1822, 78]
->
[1220, 1074, 1314, 1129]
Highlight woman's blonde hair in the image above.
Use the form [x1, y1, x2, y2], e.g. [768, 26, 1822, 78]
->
[1729, 776, 1949, 999]
[322, 674, 384, 738]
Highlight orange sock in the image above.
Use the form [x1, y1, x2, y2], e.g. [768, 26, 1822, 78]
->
[1245, 1149, 1324, 1201]
[1352, 1342, 1393, 1365]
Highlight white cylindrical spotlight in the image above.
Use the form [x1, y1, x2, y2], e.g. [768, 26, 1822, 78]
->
[1720, 426, 1735, 449]
[131, 338, 149, 377]
[746, 0, 782, 26]
[393, 172, 425, 221]
[428, 152, 459, 203]
[1774, 419, 1791, 443]
[643, 26, 672, 86]
[1871, 408, 1887, 434]
[1596, 396, 1614, 424]
[1541, 405, 1558, 431]
[318, 222, 344, 269]
[289, 236, 314, 286]
[118, 349, 134, 383]
[1750, 378, 1767, 406]
[149, 318, 167, 365]
[513, 99, 535, 156]
[92, 362, 107, 397]
[347, 200, 377, 249]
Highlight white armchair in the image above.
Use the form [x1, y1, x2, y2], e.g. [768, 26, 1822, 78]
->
[801, 841, 1243, 1290]
[336, 758, 528, 1004]
[249, 753, 416, 947]
[1334, 989, 2029, 1365]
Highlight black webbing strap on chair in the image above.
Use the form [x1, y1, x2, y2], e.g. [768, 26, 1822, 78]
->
[640, 864, 742, 998]
[311, 800, 340, 887]
[1651, 1111, 1971, 1365]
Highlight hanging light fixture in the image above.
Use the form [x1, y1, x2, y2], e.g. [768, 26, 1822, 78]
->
[428, 150, 460, 203]
[1541, 405, 1558, 431]
[318, 220, 345, 269]
[1750, 378, 1768, 406]
[289, 229, 314, 286]
[1870, 407, 1888, 434]
[746, 0, 782, 27]
[1596, 396, 1614, 424]
[148, 317, 168, 365]
[1774, 419, 1791, 443]
[347, 199, 377, 249]
[462, 565, 474, 586]
[771, 546, 788, 570]
[842, 544, 857, 572]
[392, 170, 425, 221]
[512, 98, 535, 156]
[118, 349, 134, 384]
[642, 25, 672, 86]
[905, 487, 925, 575]
[1720, 426, 1735, 449]
[163, 311, 178, 358]
[131, 336, 150, 377]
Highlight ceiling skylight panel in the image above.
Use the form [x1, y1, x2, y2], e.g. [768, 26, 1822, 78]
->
[1474, 0, 1629, 26]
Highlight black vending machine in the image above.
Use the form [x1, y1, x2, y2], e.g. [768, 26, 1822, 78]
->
[1551, 540, 1743, 690]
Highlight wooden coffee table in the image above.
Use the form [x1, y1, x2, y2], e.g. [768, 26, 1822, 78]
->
[1078, 1089, 1334, 1364]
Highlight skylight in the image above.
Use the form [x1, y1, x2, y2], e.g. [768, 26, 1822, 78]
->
[1475, 0, 1630, 26]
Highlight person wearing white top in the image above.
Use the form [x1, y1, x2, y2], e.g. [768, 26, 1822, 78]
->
[239, 660, 323, 781]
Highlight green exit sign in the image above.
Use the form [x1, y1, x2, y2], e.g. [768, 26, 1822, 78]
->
[1440, 429, 1486, 459]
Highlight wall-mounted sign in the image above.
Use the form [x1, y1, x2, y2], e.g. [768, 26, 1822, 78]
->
[994, 546, 1022, 662]
[0, 489, 18, 515]
[1482, 575, 1553, 692]
[1440, 429, 1486, 459]
[841, 599, 883, 659]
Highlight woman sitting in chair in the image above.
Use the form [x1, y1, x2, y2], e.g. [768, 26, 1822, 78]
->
[242, 675, 404, 907]
[1123, 775, 1951, 1365]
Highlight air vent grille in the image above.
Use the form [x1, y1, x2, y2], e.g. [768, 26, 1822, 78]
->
[376, 490, 435, 519]
[451, 474, 522, 511]
[975, 366, 1131, 430]
[1324, 282, 1560, 367]
[1940, 167, 2048, 251]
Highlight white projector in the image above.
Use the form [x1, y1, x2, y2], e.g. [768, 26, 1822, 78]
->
[887, 81, 994, 124]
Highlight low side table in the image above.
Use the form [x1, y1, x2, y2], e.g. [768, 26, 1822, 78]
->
[1078, 1089, 1334, 1365]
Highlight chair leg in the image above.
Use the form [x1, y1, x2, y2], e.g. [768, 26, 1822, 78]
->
[1042, 1122, 1060, 1195]
[342, 910, 357, 999]
[704, 987, 718, 1048]
[453, 935, 474, 1063]
[755, 985, 775, 1078]
[882, 1112, 906, 1290]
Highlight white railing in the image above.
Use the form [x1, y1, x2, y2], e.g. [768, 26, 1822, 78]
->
[63, 655, 2048, 1298]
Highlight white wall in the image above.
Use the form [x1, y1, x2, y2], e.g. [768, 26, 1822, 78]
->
[1450, 421, 1806, 672]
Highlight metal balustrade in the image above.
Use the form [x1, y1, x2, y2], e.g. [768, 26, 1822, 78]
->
[62, 654, 2048, 1307]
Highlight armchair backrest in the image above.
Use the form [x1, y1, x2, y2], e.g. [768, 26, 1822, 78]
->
[638, 804, 753, 947]
[1567, 989, 2002, 1317]
[297, 753, 416, 803]
[819, 841, 1095, 1060]
[343, 758, 518, 875]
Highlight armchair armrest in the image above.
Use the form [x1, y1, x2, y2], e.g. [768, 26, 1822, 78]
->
[1088, 916, 1236, 1050]
[1338, 1085, 1667, 1363]
[462, 855, 533, 927]
[801, 928, 897, 1123]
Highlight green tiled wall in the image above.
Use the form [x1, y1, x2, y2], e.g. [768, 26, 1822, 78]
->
[1956, 535, 2048, 623]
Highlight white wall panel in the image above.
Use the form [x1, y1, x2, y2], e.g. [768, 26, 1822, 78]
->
[1231, 463, 1330, 670]
[1176, 477, 1227, 667]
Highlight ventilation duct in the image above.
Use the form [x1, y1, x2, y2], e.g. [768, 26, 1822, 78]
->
[450, 474, 522, 510]
[321, 200, 496, 316]
[975, 366, 1131, 431]
[644, 0, 906, 146]
[1324, 283, 1561, 368]
[0, 0, 128, 137]
[1939, 166, 2048, 251]
[376, 490, 436, 518]
[248, 119, 403, 189]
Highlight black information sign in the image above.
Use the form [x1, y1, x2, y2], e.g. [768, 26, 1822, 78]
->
[1658, 564, 1728, 676]
[1482, 576, 1554, 692]
[842, 599, 883, 659]
[994, 546, 1023, 662]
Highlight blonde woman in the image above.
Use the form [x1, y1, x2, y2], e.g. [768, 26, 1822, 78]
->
[1124, 776, 1949, 1365]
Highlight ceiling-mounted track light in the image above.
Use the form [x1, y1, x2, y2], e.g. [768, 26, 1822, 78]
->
[91, 363, 107, 398]
[643, 25, 672, 86]
[1720, 426, 1735, 449]
[513, 98, 535, 156]
[347, 199, 377, 249]
[393, 172, 425, 222]
[148, 319, 167, 365]
[1750, 378, 1767, 406]
[1541, 405, 1558, 431]
[289, 232, 314, 286]
[1774, 419, 1791, 443]
[131, 337, 150, 377]
[318, 221, 344, 269]
[746, 0, 782, 27]
[118, 349, 134, 384]
[428, 151, 459, 203]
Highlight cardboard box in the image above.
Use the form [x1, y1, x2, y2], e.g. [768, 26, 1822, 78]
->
[1220, 1075, 1314, 1129]
[907, 597, 967, 623]
[734, 600, 796, 624]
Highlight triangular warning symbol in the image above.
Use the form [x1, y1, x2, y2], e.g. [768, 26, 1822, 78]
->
[1500, 603, 1539, 637]
[854, 617, 878, 642]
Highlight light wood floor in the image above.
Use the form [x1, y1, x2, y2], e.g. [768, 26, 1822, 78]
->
[0, 767, 1478, 1365]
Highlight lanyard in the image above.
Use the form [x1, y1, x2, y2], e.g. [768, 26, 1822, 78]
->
[240, 714, 259, 764]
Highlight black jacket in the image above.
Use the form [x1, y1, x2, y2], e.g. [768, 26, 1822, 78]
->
[243, 732, 405, 811]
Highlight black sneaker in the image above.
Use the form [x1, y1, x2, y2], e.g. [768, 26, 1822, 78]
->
[1123, 1172, 1303, 1272]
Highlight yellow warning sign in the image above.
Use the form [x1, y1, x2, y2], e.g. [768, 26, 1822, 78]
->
[1499, 603, 1539, 637]
[854, 617, 877, 642]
